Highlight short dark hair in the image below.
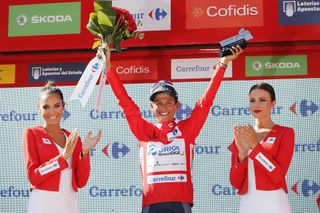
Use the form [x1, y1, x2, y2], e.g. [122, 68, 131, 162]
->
[249, 82, 276, 101]
[150, 80, 178, 102]
[40, 81, 64, 103]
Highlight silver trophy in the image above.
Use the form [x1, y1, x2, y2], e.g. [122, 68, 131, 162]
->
[219, 28, 253, 57]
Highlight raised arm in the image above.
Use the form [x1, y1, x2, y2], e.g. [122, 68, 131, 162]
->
[182, 46, 244, 139]
[100, 46, 161, 142]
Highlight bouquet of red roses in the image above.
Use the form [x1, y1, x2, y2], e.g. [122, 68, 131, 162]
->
[86, 0, 143, 52]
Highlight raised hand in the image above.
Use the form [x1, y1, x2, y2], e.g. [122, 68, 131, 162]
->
[220, 45, 243, 65]
[97, 44, 112, 71]
[62, 129, 79, 160]
[82, 129, 102, 156]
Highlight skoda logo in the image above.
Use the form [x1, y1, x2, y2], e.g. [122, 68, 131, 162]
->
[252, 61, 262, 71]
[16, 15, 28, 26]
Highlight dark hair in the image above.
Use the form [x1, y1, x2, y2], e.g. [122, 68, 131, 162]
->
[249, 82, 276, 101]
[40, 81, 64, 103]
[150, 80, 178, 102]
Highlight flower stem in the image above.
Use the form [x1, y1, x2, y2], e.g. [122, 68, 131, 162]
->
[107, 14, 124, 45]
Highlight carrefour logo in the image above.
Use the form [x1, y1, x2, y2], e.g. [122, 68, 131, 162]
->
[102, 142, 130, 159]
[291, 179, 320, 197]
[212, 184, 237, 196]
[295, 139, 320, 153]
[0, 110, 37, 122]
[148, 8, 168, 21]
[91, 62, 99, 72]
[0, 186, 30, 198]
[148, 174, 187, 184]
[90, 185, 142, 197]
[211, 105, 283, 116]
[176, 104, 192, 120]
[246, 55, 307, 77]
[0, 110, 70, 122]
[290, 100, 318, 117]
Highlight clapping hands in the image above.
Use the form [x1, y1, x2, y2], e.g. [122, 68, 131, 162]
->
[233, 124, 258, 162]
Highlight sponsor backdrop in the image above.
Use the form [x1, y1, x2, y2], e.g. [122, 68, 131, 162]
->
[0, 79, 319, 213]
[1, 0, 320, 52]
[0, 0, 319, 212]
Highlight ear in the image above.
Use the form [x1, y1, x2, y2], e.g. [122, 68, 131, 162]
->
[150, 102, 154, 109]
[175, 101, 181, 111]
[271, 100, 276, 108]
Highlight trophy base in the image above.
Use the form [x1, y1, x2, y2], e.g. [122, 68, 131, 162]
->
[219, 39, 247, 57]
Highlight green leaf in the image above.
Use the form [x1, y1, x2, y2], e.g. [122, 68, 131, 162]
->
[113, 43, 122, 52]
[97, 9, 116, 36]
[125, 29, 131, 38]
[86, 12, 102, 37]
[97, 9, 114, 27]
[92, 40, 102, 49]
[94, 0, 112, 11]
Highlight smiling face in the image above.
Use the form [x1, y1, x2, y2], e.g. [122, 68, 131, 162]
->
[249, 89, 276, 119]
[39, 94, 65, 127]
[151, 93, 180, 123]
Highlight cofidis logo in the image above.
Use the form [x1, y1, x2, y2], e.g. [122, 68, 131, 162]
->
[8, 2, 81, 36]
[112, 59, 158, 82]
[186, 0, 263, 29]
[279, 0, 320, 25]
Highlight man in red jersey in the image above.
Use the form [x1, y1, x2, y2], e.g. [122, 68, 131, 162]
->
[102, 45, 243, 213]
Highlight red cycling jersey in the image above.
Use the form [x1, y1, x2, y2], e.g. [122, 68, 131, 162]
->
[106, 65, 226, 207]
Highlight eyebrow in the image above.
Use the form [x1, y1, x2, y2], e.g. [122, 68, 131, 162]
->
[250, 96, 268, 99]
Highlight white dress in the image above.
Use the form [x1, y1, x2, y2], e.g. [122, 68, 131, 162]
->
[28, 142, 79, 213]
[239, 149, 292, 213]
